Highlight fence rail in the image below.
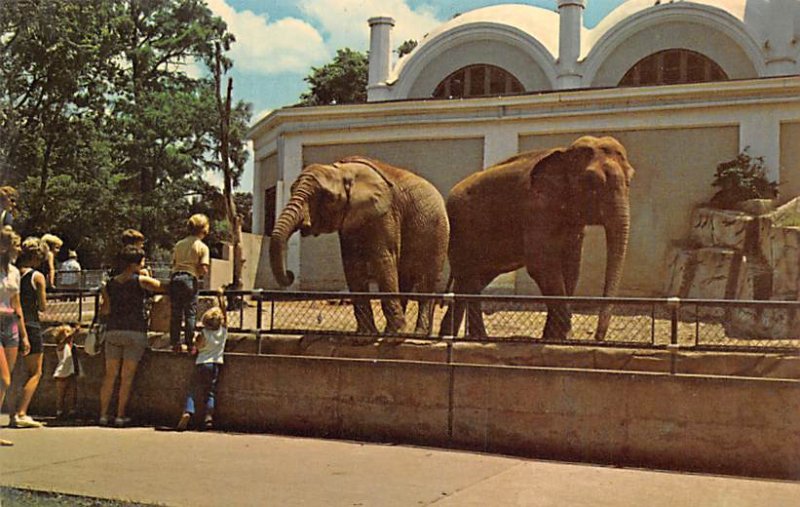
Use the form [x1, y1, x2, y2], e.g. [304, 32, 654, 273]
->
[40, 289, 800, 353]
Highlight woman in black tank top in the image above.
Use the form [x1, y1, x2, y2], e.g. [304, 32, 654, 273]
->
[98, 246, 166, 427]
[10, 237, 48, 428]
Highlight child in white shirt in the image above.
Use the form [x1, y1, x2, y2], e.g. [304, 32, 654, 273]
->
[176, 295, 227, 431]
[51, 324, 80, 419]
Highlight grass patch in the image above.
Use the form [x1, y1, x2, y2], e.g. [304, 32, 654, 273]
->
[0, 487, 162, 507]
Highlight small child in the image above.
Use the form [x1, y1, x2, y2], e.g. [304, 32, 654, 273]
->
[51, 324, 80, 419]
[176, 294, 227, 431]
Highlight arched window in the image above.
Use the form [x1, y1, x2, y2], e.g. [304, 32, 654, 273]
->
[433, 64, 524, 99]
[619, 49, 727, 87]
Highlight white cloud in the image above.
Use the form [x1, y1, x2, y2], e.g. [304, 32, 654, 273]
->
[207, 0, 329, 74]
[207, 0, 441, 76]
[298, 0, 440, 53]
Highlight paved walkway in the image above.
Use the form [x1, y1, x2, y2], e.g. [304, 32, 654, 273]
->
[1, 416, 798, 507]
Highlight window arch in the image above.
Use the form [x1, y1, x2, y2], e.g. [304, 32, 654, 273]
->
[433, 64, 524, 99]
[619, 49, 727, 87]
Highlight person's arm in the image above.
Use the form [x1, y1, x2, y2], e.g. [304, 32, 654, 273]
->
[12, 293, 29, 356]
[138, 275, 166, 294]
[33, 271, 47, 313]
[217, 289, 227, 326]
[195, 331, 206, 350]
[197, 242, 210, 279]
[47, 252, 56, 287]
[99, 284, 111, 316]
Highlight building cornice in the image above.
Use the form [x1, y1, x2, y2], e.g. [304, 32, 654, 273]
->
[248, 76, 800, 146]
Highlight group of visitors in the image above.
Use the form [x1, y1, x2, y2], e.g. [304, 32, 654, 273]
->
[0, 184, 228, 444]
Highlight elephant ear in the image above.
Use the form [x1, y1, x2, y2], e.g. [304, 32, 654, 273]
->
[340, 162, 393, 230]
[310, 165, 349, 210]
[529, 149, 570, 209]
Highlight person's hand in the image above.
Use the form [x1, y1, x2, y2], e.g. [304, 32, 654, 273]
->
[20, 336, 30, 356]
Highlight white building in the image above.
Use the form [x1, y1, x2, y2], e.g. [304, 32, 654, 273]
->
[248, 0, 800, 295]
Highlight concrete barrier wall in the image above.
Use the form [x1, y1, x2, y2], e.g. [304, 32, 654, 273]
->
[17, 344, 800, 480]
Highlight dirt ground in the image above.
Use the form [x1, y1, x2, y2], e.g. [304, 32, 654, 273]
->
[42, 296, 800, 350]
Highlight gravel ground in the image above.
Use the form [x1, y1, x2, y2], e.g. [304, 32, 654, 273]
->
[0, 487, 160, 507]
[41, 296, 800, 350]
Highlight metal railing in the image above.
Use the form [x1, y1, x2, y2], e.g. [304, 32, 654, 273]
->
[39, 289, 800, 353]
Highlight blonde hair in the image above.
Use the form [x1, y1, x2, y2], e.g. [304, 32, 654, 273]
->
[46, 324, 75, 346]
[18, 236, 48, 267]
[187, 214, 210, 236]
[201, 306, 225, 330]
[0, 226, 20, 271]
[41, 233, 63, 250]
[0, 186, 18, 203]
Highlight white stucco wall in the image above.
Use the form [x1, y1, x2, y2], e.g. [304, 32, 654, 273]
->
[587, 20, 759, 87]
[249, 78, 800, 294]
[370, 0, 798, 102]
[406, 39, 554, 99]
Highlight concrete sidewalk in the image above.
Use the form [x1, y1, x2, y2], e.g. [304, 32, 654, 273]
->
[1, 416, 798, 507]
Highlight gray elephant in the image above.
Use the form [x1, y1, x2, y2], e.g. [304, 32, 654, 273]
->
[270, 156, 449, 335]
[439, 136, 635, 340]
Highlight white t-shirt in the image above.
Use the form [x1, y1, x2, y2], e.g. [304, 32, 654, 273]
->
[196, 327, 227, 365]
[0, 265, 20, 312]
[54, 344, 76, 378]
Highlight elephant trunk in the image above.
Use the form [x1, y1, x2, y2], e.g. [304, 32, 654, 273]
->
[269, 178, 315, 287]
[596, 196, 631, 340]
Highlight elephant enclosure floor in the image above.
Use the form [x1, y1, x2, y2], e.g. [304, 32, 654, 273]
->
[41, 297, 800, 351]
[246, 299, 800, 350]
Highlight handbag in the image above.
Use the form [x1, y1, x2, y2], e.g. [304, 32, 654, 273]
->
[84, 318, 106, 356]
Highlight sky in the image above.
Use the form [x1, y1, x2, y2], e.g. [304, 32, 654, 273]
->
[212, 0, 628, 192]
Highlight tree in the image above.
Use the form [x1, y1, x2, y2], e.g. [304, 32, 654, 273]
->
[397, 39, 417, 58]
[211, 41, 251, 292]
[111, 0, 234, 250]
[299, 41, 418, 106]
[299, 48, 368, 106]
[0, 0, 250, 266]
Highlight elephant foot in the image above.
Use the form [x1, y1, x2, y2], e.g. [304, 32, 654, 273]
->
[413, 325, 432, 337]
[356, 324, 379, 335]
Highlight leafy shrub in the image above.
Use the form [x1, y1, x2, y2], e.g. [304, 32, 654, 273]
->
[709, 149, 778, 209]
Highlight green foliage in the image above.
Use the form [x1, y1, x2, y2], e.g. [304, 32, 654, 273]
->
[0, 0, 252, 266]
[397, 39, 417, 58]
[709, 150, 778, 209]
[300, 48, 368, 106]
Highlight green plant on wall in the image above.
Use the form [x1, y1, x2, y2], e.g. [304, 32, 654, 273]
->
[710, 149, 778, 209]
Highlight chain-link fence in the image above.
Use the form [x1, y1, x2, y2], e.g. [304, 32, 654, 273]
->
[39, 289, 800, 353]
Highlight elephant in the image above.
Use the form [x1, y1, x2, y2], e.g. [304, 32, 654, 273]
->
[270, 156, 449, 335]
[439, 135, 634, 340]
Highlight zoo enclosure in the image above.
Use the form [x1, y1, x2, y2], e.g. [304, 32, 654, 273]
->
[43, 289, 800, 354]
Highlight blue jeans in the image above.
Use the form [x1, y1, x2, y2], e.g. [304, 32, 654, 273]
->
[169, 273, 198, 348]
[183, 363, 221, 415]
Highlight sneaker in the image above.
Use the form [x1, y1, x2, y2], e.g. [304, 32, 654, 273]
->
[12, 415, 43, 428]
[114, 417, 132, 427]
[98, 416, 110, 426]
[203, 415, 214, 431]
[176, 412, 191, 431]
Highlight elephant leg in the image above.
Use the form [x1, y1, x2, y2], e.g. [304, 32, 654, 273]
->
[341, 247, 378, 335]
[464, 272, 499, 338]
[374, 253, 404, 335]
[562, 226, 585, 297]
[439, 290, 462, 337]
[527, 251, 571, 340]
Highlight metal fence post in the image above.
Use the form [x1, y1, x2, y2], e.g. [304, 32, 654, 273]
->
[256, 291, 263, 330]
[78, 290, 83, 323]
[667, 297, 680, 346]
